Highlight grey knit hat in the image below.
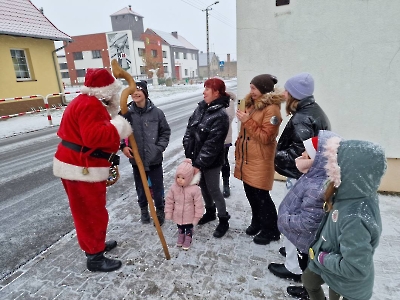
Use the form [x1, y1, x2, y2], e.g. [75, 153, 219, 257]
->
[284, 72, 314, 100]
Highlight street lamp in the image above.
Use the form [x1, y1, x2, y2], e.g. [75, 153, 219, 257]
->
[202, 1, 219, 79]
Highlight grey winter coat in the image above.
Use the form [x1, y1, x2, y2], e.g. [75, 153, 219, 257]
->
[120, 99, 171, 171]
[277, 130, 340, 253]
[308, 139, 386, 300]
[275, 96, 331, 179]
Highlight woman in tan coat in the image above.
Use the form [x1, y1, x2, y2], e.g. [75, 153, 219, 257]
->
[234, 74, 285, 245]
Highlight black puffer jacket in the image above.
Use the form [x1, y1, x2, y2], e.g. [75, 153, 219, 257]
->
[120, 99, 171, 171]
[183, 96, 230, 170]
[275, 96, 331, 179]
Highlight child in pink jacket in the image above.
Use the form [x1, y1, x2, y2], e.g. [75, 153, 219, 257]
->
[164, 159, 204, 250]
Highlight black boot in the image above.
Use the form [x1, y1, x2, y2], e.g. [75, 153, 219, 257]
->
[86, 252, 122, 272]
[104, 240, 117, 252]
[198, 204, 216, 225]
[213, 212, 230, 238]
[140, 206, 150, 224]
[253, 230, 280, 245]
[222, 177, 230, 198]
[155, 208, 165, 226]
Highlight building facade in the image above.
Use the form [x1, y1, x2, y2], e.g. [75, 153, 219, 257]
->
[0, 0, 71, 116]
[237, 0, 400, 192]
[59, 6, 199, 85]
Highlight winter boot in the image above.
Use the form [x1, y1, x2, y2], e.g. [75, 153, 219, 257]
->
[140, 206, 150, 224]
[182, 229, 193, 250]
[213, 212, 231, 238]
[155, 208, 165, 226]
[245, 217, 261, 236]
[222, 177, 231, 198]
[86, 252, 122, 272]
[104, 240, 117, 252]
[198, 204, 216, 225]
[177, 228, 185, 247]
[253, 230, 273, 245]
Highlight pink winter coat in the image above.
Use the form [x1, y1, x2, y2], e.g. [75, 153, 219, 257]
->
[164, 160, 204, 226]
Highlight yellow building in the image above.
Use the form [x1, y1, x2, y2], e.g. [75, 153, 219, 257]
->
[0, 0, 71, 116]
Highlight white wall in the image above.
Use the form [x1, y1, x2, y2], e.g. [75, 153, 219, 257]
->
[237, 0, 400, 158]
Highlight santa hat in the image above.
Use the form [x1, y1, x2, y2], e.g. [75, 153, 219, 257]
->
[303, 136, 318, 160]
[80, 68, 121, 100]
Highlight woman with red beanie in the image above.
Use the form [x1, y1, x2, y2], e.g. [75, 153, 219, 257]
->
[183, 77, 230, 238]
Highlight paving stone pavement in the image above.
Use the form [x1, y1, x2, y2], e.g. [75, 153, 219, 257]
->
[0, 178, 399, 300]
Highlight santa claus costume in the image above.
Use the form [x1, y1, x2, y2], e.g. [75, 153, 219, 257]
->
[53, 68, 132, 272]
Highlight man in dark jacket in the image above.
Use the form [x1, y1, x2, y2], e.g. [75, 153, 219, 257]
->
[120, 80, 171, 226]
[270, 73, 331, 288]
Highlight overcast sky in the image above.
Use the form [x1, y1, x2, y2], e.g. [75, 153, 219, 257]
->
[31, 0, 237, 61]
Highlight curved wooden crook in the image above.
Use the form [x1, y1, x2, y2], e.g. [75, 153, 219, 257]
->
[111, 59, 170, 260]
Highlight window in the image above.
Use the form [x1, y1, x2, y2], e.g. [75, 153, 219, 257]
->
[276, 0, 290, 6]
[151, 50, 157, 57]
[140, 66, 146, 74]
[73, 52, 83, 60]
[175, 52, 180, 59]
[193, 53, 196, 60]
[59, 63, 68, 70]
[185, 69, 188, 76]
[61, 72, 69, 79]
[92, 50, 101, 59]
[76, 69, 86, 77]
[163, 66, 168, 73]
[10, 49, 31, 80]
[162, 51, 167, 58]
[138, 48, 145, 57]
[183, 53, 187, 59]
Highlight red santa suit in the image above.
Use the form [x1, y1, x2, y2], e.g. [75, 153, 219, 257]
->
[53, 68, 131, 255]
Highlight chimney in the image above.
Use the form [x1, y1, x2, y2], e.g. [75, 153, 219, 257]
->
[128, 5, 132, 10]
[227, 54, 230, 63]
[171, 31, 178, 38]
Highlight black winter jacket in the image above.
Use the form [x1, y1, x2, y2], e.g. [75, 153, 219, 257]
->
[120, 99, 171, 171]
[275, 96, 331, 179]
[183, 96, 230, 170]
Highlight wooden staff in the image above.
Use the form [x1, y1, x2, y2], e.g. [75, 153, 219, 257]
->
[111, 59, 170, 260]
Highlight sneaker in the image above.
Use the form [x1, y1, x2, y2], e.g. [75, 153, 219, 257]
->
[177, 229, 185, 247]
[182, 234, 192, 250]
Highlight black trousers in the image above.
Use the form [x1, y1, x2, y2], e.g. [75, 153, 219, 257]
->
[243, 182, 279, 234]
[221, 145, 231, 179]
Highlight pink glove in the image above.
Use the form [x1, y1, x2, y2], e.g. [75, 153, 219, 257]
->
[318, 251, 328, 265]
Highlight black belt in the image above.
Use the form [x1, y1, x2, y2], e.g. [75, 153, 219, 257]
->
[61, 140, 120, 165]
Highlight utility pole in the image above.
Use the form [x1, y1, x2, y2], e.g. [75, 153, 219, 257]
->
[202, 1, 219, 79]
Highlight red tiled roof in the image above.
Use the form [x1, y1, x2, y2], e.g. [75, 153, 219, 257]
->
[0, 0, 72, 41]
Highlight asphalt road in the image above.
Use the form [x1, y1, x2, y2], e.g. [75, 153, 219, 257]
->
[0, 88, 239, 280]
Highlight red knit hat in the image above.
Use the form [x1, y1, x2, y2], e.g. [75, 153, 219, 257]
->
[303, 136, 318, 160]
[81, 68, 121, 100]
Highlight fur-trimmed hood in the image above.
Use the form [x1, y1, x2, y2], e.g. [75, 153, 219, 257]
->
[243, 88, 285, 111]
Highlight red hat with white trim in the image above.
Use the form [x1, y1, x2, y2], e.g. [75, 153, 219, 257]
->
[80, 68, 121, 101]
[303, 136, 318, 160]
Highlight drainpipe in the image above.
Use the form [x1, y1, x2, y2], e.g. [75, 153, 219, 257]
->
[52, 41, 70, 93]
